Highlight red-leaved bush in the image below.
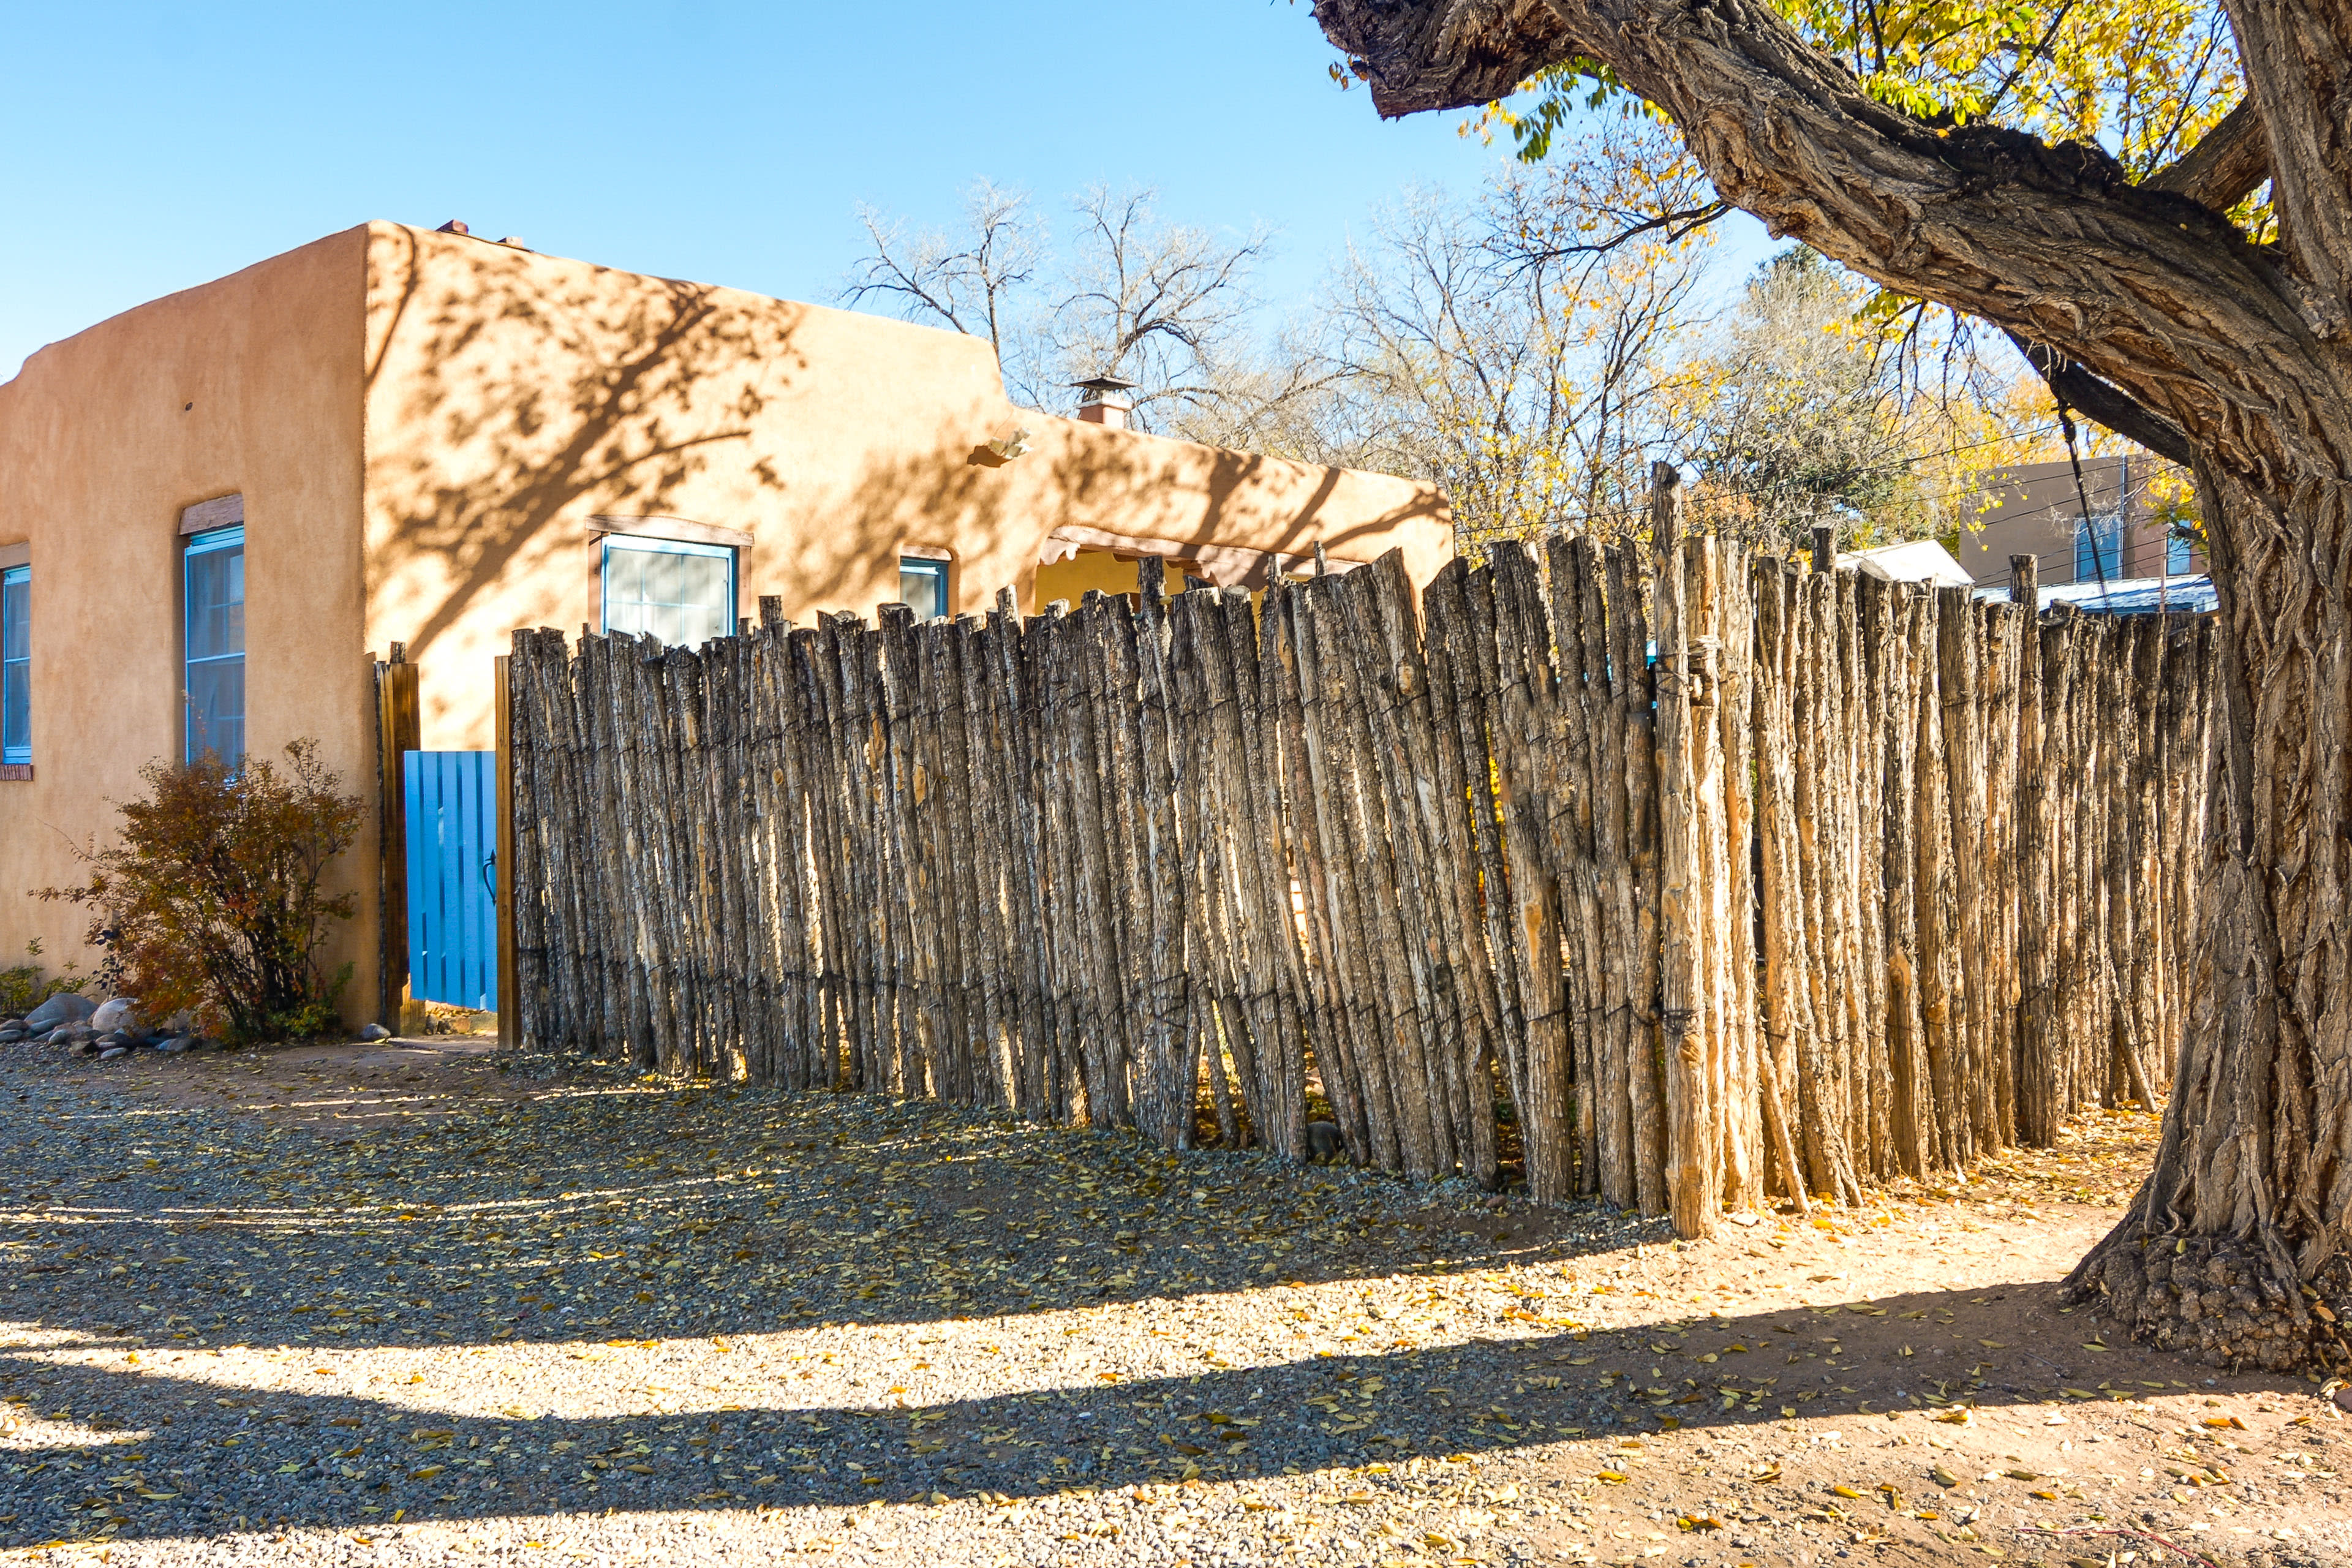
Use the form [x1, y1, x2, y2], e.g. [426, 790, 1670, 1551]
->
[36, 740, 363, 1043]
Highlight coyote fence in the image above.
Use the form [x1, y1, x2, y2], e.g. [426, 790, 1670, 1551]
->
[505, 492, 2213, 1236]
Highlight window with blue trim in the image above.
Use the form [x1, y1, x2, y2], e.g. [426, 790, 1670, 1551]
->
[1, 566, 27, 766]
[2166, 528, 2193, 575]
[2074, 511, 2123, 582]
[601, 536, 736, 647]
[899, 557, 948, 620]
[185, 526, 244, 764]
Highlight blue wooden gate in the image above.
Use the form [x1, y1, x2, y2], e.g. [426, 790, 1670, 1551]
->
[404, 750, 499, 1011]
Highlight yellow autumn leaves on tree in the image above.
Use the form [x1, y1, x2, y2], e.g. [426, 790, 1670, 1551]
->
[1485, 0, 2242, 187]
[1436, 0, 2232, 554]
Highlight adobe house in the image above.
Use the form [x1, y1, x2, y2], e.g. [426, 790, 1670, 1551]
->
[0, 221, 1450, 1026]
[1951, 453, 2202, 588]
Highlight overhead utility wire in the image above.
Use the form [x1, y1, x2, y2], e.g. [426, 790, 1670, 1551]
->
[1539, 420, 2070, 527]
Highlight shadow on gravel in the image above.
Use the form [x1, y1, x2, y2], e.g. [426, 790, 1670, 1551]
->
[0, 1278, 2299, 1549]
[7, 1078, 1664, 1345]
[0, 1065, 2280, 1549]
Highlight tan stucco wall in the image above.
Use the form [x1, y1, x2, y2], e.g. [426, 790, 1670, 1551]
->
[0, 230, 374, 1014]
[0, 221, 1447, 1028]
[359, 223, 1450, 750]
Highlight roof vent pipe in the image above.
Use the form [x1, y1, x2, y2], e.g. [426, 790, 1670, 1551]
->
[1072, 375, 1137, 431]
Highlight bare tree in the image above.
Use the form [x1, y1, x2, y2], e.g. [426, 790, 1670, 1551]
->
[1314, 123, 1719, 552]
[845, 181, 1300, 435]
[1045, 186, 1277, 432]
[843, 181, 1047, 404]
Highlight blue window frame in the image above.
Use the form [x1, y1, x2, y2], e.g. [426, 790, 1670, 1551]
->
[2074, 512, 2122, 582]
[2166, 529, 2193, 574]
[185, 526, 245, 764]
[601, 536, 736, 647]
[900, 556, 948, 620]
[1, 566, 27, 765]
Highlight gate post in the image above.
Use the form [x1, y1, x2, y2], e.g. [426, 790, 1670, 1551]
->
[494, 654, 518, 1051]
[376, 644, 421, 1028]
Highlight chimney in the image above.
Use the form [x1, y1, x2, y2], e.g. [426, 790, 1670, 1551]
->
[1072, 375, 1137, 431]
[435, 219, 470, 235]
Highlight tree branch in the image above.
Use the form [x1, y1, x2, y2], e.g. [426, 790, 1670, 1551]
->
[1312, 0, 2349, 480]
[2005, 331, 2198, 467]
[1315, 0, 1580, 117]
[2227, 0, 2352, 304]
[1504, 200, 1728, 271]
[2146, 98, 2271, 214]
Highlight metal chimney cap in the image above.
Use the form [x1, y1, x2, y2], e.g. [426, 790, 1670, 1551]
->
[1071, 375, 1139, 398]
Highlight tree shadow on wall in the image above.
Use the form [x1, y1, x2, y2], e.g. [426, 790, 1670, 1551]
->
[756, 431, 1453, 622]
[835, 432, 1452, 614]
[363, 227, 805, 663]
[361, 222, 1447, 666]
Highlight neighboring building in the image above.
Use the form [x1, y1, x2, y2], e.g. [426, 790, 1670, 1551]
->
[1845, 538, 1973, 589]
[0, 222, 1450, 1023]
[1974, 575, 2220, 616]
[1951, 454, 2200, 589]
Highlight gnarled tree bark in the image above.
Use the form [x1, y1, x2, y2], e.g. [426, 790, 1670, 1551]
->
[1313, 0, 2352, 1370]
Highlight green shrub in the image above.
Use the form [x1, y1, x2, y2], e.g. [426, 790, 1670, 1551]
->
[0, 940, 82, 1020]
[35, 740, 362, 1044]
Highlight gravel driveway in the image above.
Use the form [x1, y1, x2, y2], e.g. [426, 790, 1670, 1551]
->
[0, 1042, 2338, 1567]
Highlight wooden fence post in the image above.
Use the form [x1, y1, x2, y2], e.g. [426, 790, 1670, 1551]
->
[1653, 462, 1718, 1237]
[495, 535, 2217, 1231]
[494, 652, 518, 1052]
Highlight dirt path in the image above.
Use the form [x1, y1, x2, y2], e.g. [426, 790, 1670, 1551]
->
[0, 1041, 2340, 1567]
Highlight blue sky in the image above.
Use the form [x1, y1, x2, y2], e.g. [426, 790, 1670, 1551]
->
[0, 1, 1775, 383]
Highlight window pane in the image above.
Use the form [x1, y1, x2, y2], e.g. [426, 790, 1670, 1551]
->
[1, 574, 26, 662]
[647, 549, 684, 609]
[2, 569, 26, 763]
[187, 657, 243, 764]
[2075, 514, 2121, 582]
[2, 661, 25, 760]
[602, 540, 734, 648]
[679, 555, 730, 643]
[187, 543, 245, 661]
[900, 559, 946, 620]
[186, 532, 245, 764]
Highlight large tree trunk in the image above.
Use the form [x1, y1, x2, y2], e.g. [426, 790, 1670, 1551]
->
[1311, 0, 2352, 1368]
[2064, 470, 2352, 1373]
